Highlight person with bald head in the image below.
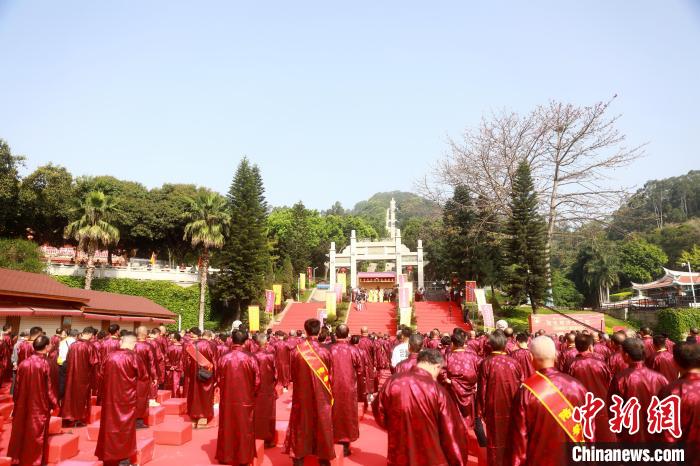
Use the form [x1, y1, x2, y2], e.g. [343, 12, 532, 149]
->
[510, 332, 534, 379]
[508, 336, 588, 465]
[477, 331, 523, 466]
[557, 332, 578, 373]
[185, 328, 218, 427]
[395, 333, 424, 374]
[503, 328, 517, 354]
[608, 331, 628, 376]
[440, 330, 480, 428]
[329, 324, 364, 456]
[639, 327, 656, 367]
[356, 326, 377, 401]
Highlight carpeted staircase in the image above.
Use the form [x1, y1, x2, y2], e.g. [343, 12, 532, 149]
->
[414, 301, 472, 334]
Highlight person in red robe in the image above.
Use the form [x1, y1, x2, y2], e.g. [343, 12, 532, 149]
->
[510, 332, 535, 379]
[216, 330, 261, 465]
[607, 337, 668, 443]
[477, 331, 523, 466]
[639, 327, 656, 367]
[283, 318, 335, 465]
[134, 326, 157, 427]
[557, 332, 577, 373]
[17, 326, 43, 367]
[100, 324, 121, 360]
[592, 332, 612, 361]
[253, 333, 277, 448]
[8, 336, 58, 466]
[166, 332, 184, 397]
[508, 336, 588, 466]
[440, 329, 480, 428]
[49, 328, 62, 361]
[567, 333, 616, 442]
[357, 327, 377, 398]
[216, 332, 230, 364]
[373, 348, 469, 466]
[504, 328, 518, 354]
[61, 327, 99, 426]
[651, 334, 679, 382]
[426, 329, 441, 350]
[148, 328, 166, 389]
[95, 333, 146, 466]
[608, 331, 628, 376]
[329, 324, 364, 456]
[273, 331, 291, 390]
[185, 328, 218, 427]
[1, 324, 13, 383]
[689, 327, 699, 344]
[395, 333, 423, 374]
[658, 342, 699, 460]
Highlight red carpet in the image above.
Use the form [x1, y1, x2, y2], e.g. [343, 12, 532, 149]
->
[345, 302, 397, 335]
[271, 302, 324, 334]
[414, 301, 472, 334]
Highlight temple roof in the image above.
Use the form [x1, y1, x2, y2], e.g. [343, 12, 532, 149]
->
[632, 267, 700, 291]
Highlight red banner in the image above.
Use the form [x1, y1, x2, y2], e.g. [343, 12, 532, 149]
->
[265, 290, 274, 314]
[528, 313, 605, 334]
[465, 281, 477, 303]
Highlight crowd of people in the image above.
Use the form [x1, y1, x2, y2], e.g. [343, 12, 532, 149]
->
[1, 318, 699, 466]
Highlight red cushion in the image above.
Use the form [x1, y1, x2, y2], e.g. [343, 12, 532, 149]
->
[146, 406, 165, 426]
[130, 437, 154, 465]
[155, 390, 171, 403]
[49, 416, 62, 435]
[46, 434, 80, 463]
[161, 398, 187, 415]
[86, 422, 100, 441]
[153, 420, 192, 446]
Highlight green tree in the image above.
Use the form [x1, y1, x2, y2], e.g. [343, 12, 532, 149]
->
[0, 139, 24, 237]
[0, 238, 45, 273]
[571, 239, 620, 308]
[506, 162, 549, 312]
[18, 164, 74, 244]
[183, 192, 230, 330]
[64, 191, 120, 289]
[286, 202, 312, 274]
[678, 245, 700, 270]
[618, 238, 668, 285]
[215, 159, 269, 321]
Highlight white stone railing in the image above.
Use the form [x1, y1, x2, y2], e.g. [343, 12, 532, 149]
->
[46, 263, 220, 285]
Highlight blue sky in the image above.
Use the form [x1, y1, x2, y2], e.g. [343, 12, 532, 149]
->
[1, 1, 699, 210]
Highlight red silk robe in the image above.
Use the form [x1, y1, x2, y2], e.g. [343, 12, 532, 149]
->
[510, 348, 535, 379]
[658, 372, 699, 460]
[426, 337, 441, 350]
[17, 339, 34, 365]
[273, 338, 291, 388]
[148, 338, 166, 386]
[216, 346, 261, 465]
[253, 346, 277, 443]
[283, 338, 335, 461]
[508, 368, 588, 466]
[441, 348, 480, 426]
[608, 348, 628, 376]
[505, 338, 518, 355]
[641, 335, 656, 368]
[329, 340, 364, 443]
[100, 336, 121, 361]
[95, 349, 143, 463]
[568, 352, 616, 442]
[557, 346, 577, 373]
[357, 336, 377, 394]
[651, 349, 679, 382]
[185, 338, 218, 422]
[244, 338, 259, 354]
[593, 341, 612, 361]
[373, 366, 469, 466]
[8, 354, 58, 466]
[467, 338, 481, 357]
[477, 352, 523, 466]
[607, 361, 668, 443]
[166, 343, 184, 398]
[61, 339, 98, 423]
[134, 341, 157, 418]
[395, 353, 418, 374]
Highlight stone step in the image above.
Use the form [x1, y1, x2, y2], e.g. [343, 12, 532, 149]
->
[86, 422, 100, 441]
[88, 405, 101, 424]
[146, 406, 165, 426]
[49, 416, 63, 435]
[152, 420, 192, 446]
[130, 436, 155, 465]
[47, 433, 80, 463]
[161, 398, 187, 415]
[155, 389, 171, 403]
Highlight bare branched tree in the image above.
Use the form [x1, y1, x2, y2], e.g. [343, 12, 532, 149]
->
[423, 96, 645, 297]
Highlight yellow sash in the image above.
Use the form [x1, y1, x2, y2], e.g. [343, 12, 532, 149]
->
[522, 371, 584, 443]
[297, 340, 333, 405]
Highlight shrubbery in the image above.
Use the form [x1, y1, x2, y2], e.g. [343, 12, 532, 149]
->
[53, 276, 209, 330]
[0, 238, 45, 273]
[656, 308, 700, 342]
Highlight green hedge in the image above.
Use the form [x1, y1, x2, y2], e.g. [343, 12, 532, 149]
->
[53, 276, 209, 331]
[610, 291, 633, 302]
[657, 308, 700, 342]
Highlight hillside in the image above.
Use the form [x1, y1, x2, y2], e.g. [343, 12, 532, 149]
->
[351, 191, 441, 236]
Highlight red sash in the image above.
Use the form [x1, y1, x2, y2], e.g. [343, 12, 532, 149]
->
[297, 340, 333, 405]
[185, 342, 213, 370]
[522, 371, 584, 443]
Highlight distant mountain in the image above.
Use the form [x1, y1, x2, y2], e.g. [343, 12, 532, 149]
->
[351, 191, 441, 236]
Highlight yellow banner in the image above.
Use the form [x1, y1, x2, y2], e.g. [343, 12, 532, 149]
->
[299, 273, 306, 290]
[273, 284, 282, 306]
[248, 305, 260, 332]
[325, 293, 336, 314]
[399, 307, 412, 327]
[337, 273, 346, 293]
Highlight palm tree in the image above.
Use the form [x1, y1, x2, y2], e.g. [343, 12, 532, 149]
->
[582, 241, 620, 308]
[183, 192, 230, 330]
[64, 191, 120, 290]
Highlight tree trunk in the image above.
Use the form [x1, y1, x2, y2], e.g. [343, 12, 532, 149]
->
[198, 249, 209, 331]
[85, 244, 96, 290]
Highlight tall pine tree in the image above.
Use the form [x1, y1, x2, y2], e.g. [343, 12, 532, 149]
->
[215, 158, 270, 321]
[507, 161, 549, 312]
